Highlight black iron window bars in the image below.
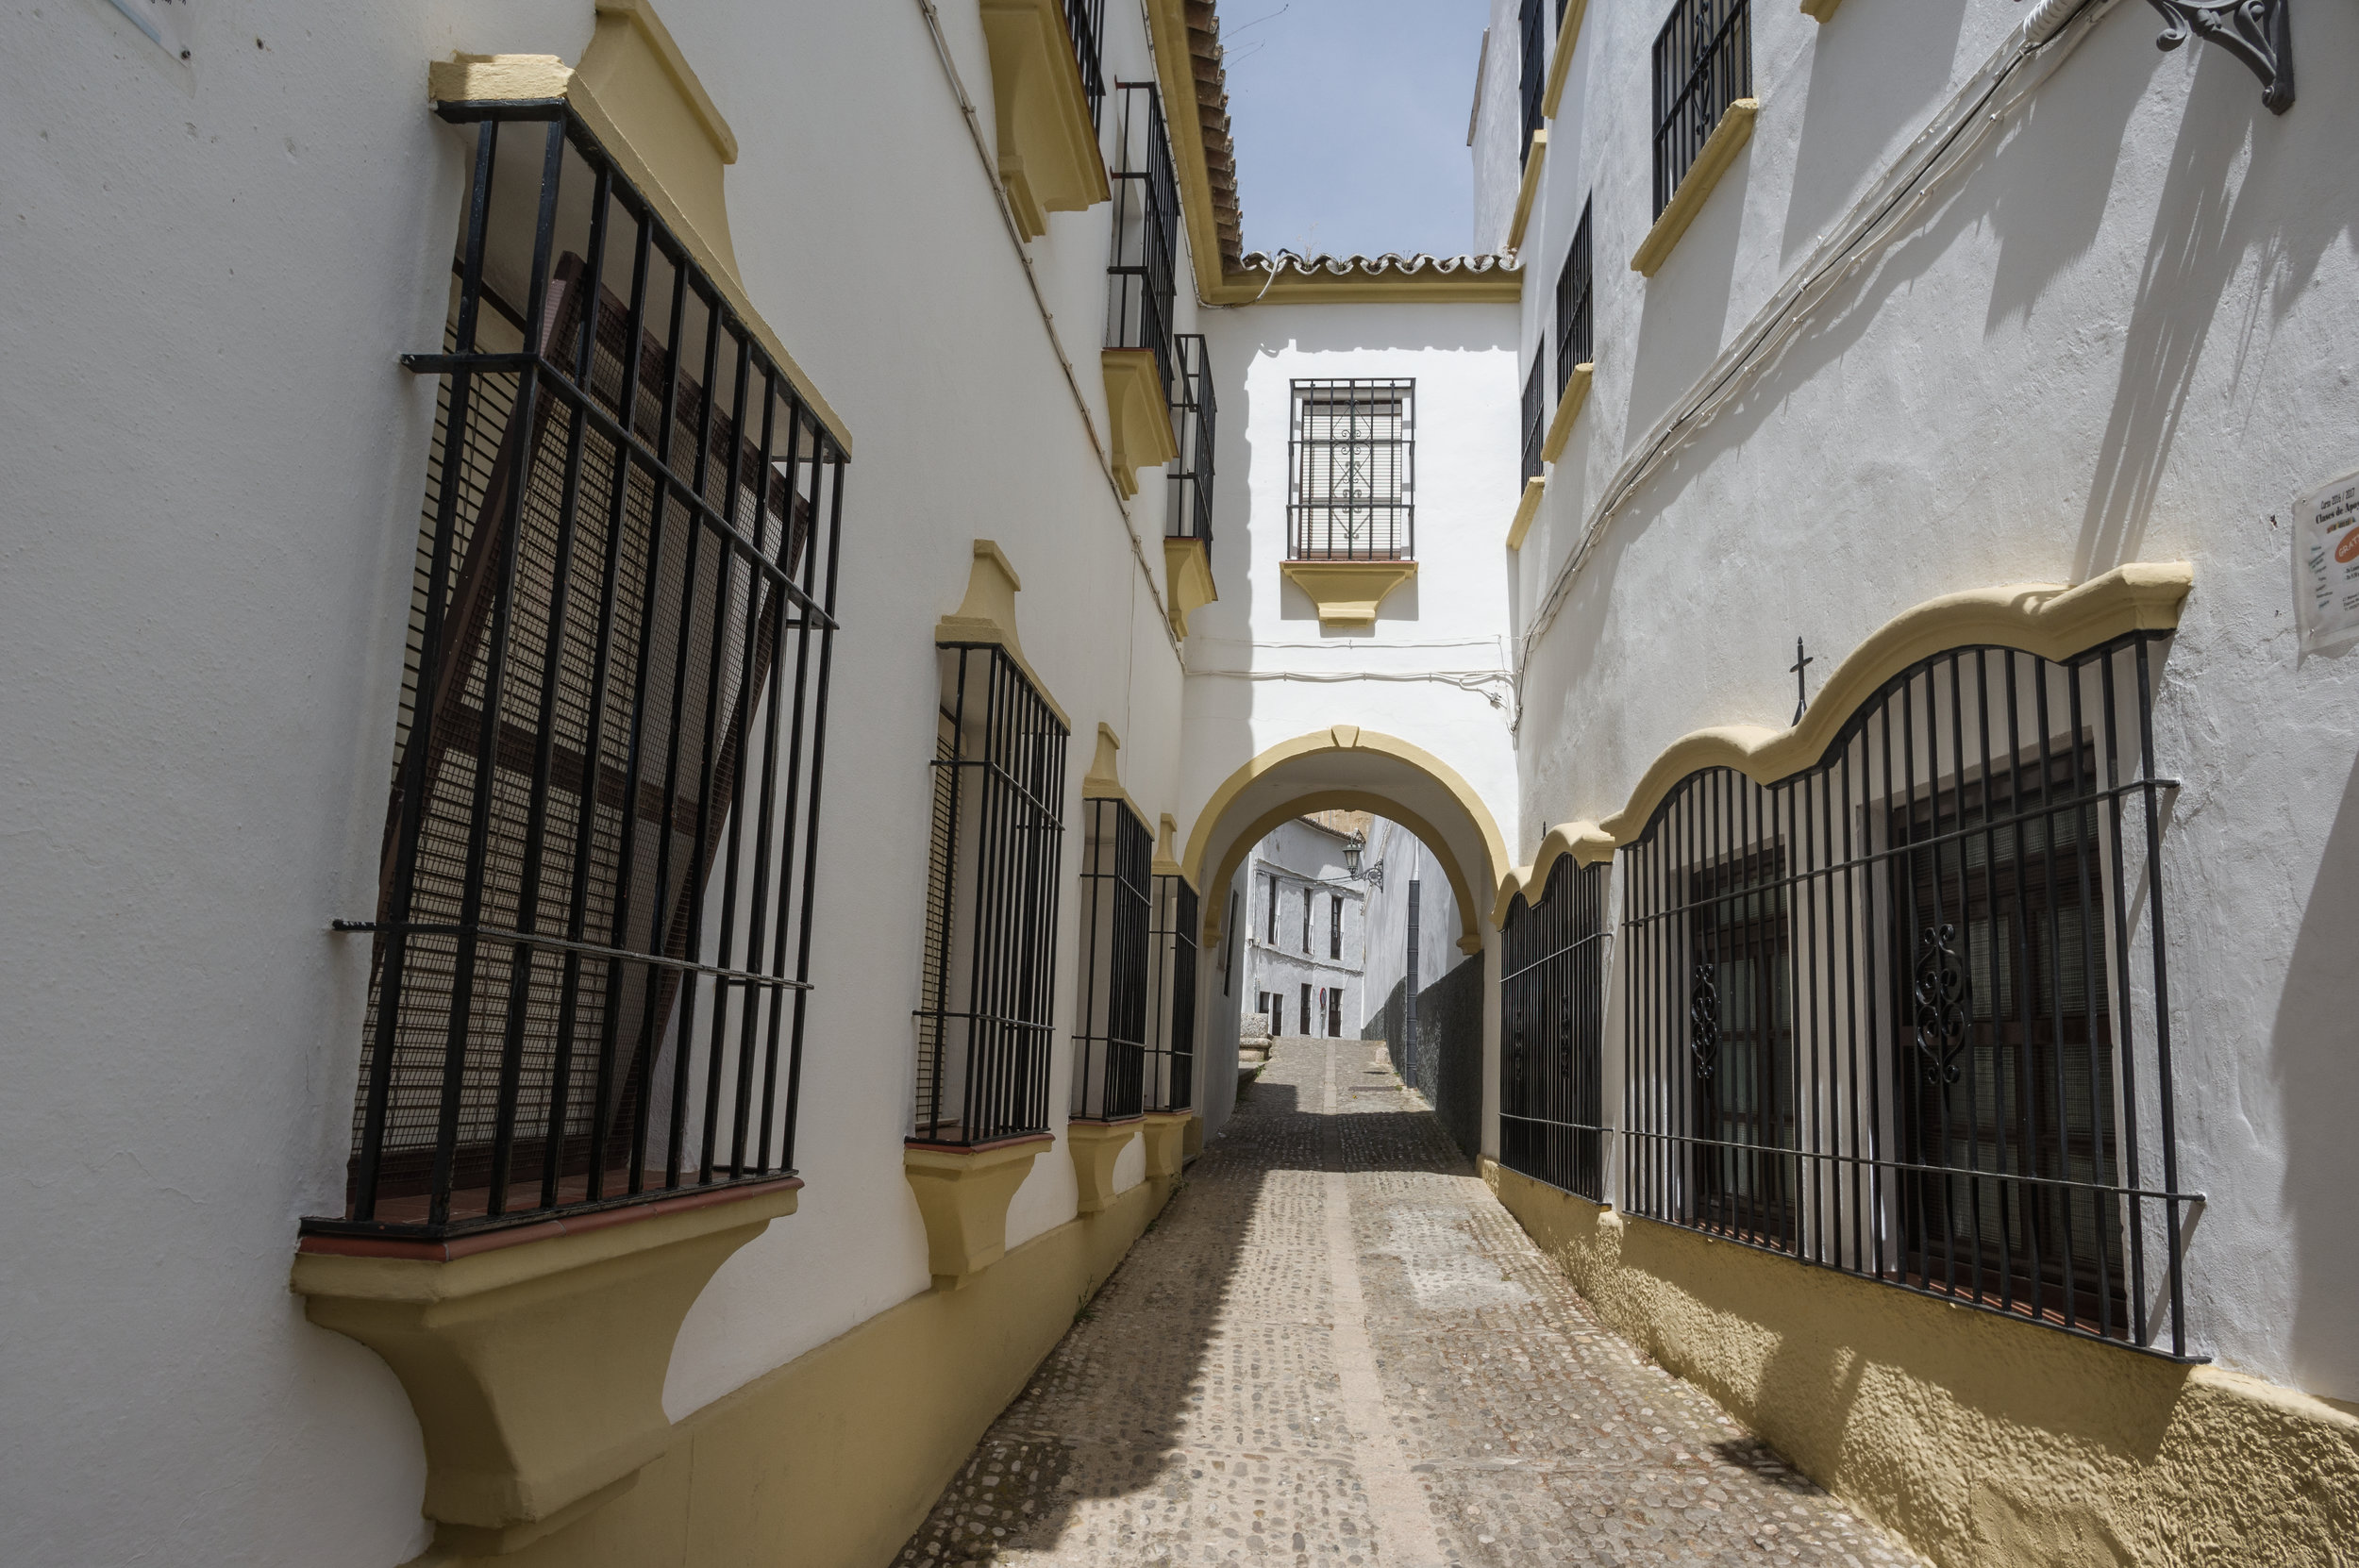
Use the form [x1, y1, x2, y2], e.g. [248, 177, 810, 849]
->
[1107, 82, 1182, 409]
[1652, 0, 1750, 219]
[1072, 797, 1153, 1123]
[1620, 633, 2200, 1357]
[1065, 0, 1109, 130]
[1146, 876, 1199, 1114]
[315, 106, 849, 1242]
[1501, 859, 1613, 1201]
[1521, 359, 1548, 487]
[1168, 333, 1217, 544]
[1288, 380, 1416, 561]
[1555, 199, 1594, 397]
[915, 644, 1072, 1146]
[1519, 0, 1549, 160]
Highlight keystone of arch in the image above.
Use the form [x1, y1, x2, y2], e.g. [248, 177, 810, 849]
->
[1181, 728, 1511, 953]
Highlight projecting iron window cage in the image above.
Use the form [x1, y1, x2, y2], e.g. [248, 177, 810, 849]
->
[1287, 379, 1415, 561]
[1518, 0, 1549, 159]
[1520, 359, 1547, 486]
[314, 105, 850, 1243]
[1146, 876, 1199, 1113]
[1555, 199, 1593, 397]
[1651, 0, 1750, 219]
[1064, 0, 1108, 130]
[914, 644, 1071, 1146]
[1169, 333, 1217, 544]
[1619, 633, 2200, 1358]
[1501, 859, 1613, 1202]
[1072, 797, 1152, 1123]
[1107, 82, 1181, 408]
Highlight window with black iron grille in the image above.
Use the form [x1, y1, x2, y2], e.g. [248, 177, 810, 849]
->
[1501, 859, 1612, 1201]
[1330, 893, 1344, 960]
[1265, 875, 1278, 943]
[1146, 876, 1198, 1113]
[1555, 199, 1593, 397]
[311, 106, 850, 1243]
[1326, 988, 1343, 1039]
[1072, 797, 1151, 1122]
[1107, 83, 1180, 410]
[1169, 333, 1217, 544]
[1288, 380, 1415, 561]
[1299, 983, 1313, 1037]
[1064, 0, 1108, 130]
[1301, 887, 1313, 953]
[914, 644, 1071, 1145]
[1620, 634, 2198, 1356]
[1652, 0, 1750, 219]
[1521, 359, 1547, 486]
[1518, 0, 1548, 161]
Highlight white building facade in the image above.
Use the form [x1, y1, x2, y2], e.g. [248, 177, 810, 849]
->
[1240, 813, 1366, 1038]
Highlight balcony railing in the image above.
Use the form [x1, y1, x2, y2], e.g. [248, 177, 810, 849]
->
[1107, 82, 1180, 407]
[1287, 379, 1415, 561]
[1066, 0, 1108, 131]
[1168, 333, 1216, 543]
[1653, 0, 1751, 218]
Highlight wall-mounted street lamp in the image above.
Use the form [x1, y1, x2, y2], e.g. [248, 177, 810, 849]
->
[1342, 831, 1383, 888]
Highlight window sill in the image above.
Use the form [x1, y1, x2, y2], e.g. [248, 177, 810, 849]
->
[1540, 363, 1594, 465]
[290, 1178, 800, 1554]
[1163, 535, 1217, 639]
[1541, 0, 1592, 119]
[904, 1134, 1055, 1291]
[979, 0, 1112, 240]
[1801, 0, 1844, 20]
[1507, 129, 1548, 254]
[1631, 99, 1759, 278]
[1067, 1118, 1144, 1213]
[1507, 476, 1547, 551]
[1280, 559, 1418, 629]
[1103, 348, 1180, 497]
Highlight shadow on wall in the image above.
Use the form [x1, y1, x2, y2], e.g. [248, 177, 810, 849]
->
[2275, 748, 2359, 1404]
[1363, 956, 1483, 1162]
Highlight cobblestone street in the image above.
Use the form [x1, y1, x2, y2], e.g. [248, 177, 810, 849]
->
[896, 1038, 1925, 1567]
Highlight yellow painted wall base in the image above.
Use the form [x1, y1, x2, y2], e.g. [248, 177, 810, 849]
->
[1482, 1159, 2359, 1568]
[416, 1174, 1177, 1567]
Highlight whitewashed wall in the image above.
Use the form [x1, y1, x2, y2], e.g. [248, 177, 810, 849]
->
[0, 0, 1207, 1561]
[1355, 816, 1471, 1035]
[1498, 0, 2359, 1403]
[1241, 817, 1367, 1035]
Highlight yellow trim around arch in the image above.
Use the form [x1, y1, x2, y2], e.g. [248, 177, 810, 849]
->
[1202, 792, 1487, 956]
[1490, 819, 1615, 927]
[1182, 728, 1511, 955]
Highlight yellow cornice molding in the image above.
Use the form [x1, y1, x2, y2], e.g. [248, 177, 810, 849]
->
[1507, 476, 1546, 552]
[1146, 0, 1228, 303]
[1491, 820, 1614, 927]
[1631, 99, 1758, 278]
[1208, 268, 1523, 306]
[427, 44, 853, 454]
[1541, 0, 1591, 119]
[1507, 130, 1548, 254]
[1592, 563, 2196, 847]
[1540, 364, 1593, 464]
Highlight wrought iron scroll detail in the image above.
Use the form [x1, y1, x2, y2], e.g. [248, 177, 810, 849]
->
[1912, 925, 1969, 1085]
[1689, 962, 1720, 1081]
[2147, 0, 2293, 114]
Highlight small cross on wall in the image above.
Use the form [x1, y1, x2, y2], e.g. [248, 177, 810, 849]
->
[1791, 638, 1814, 726]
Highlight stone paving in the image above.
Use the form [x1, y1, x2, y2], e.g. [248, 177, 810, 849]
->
[894, 1038, 1926, 1568]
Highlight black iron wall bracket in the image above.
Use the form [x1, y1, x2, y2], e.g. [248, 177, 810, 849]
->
[2147, 0, 2294, 113]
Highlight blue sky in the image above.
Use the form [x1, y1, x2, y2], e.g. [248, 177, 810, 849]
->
[1222, 0, 1493, 259]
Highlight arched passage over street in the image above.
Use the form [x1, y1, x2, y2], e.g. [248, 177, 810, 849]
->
[1182, 727, 1510, 955]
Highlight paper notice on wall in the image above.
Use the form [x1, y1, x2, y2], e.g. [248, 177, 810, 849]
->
[2295, 463, 2359, 655]
[104, 0, 192, 59]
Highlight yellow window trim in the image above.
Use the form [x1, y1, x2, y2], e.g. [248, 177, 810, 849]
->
[1507, 129, 1548, 254]
[1541, 0, 1592, 119]
[979, 0, 1113, 241]
[937, 540, 1073, 730]
[1540, 362, 1594, 464]
[1507, 476, 1547, 551]
[1801, 0, 1845, 20]
[1630, 99, 1758, 278]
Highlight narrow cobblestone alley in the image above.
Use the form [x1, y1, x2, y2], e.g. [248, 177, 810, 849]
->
[895, 1039, 1926, 1567]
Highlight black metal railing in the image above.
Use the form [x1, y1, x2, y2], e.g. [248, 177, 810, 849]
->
[1168, 333, 1216, 544]
[1652, 0, 1750, 218]
[1555, 198, 1593, 396]
[1502, 858, 1612, 1201]
[1107, 82, 1181, 407]
[914, 643, 1071, 1145]
[313, 106, 850, 1242]
[1288, 379, 1415, 560]
[1521, 359, 1547, 485]
[1519, 0, 1549, 159]
[1620, 633, 2200, 1357]
[1147, 876, 1199, 1113]
[1072, 796, 1152, 1122]
[1065, 0, 1108, 131]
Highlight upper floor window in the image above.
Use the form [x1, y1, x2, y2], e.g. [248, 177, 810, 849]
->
[1652, 0, 1751, 218]
[1555, 199, 1594, 395]
[1518, 0, 1548, 160]
[315, 107, 851, 1242]
[1106, 82, 1180, 405]
[1330, 893, 1345, 960]
[1065, 0, 1108, 130]
[1521, 359, 1547, 486]
[1169, 333, 1217, 544]
[913, 643, 1071, 1145]
[1301, 886, 1313, 952]
[1288, 380, 1416, 561]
